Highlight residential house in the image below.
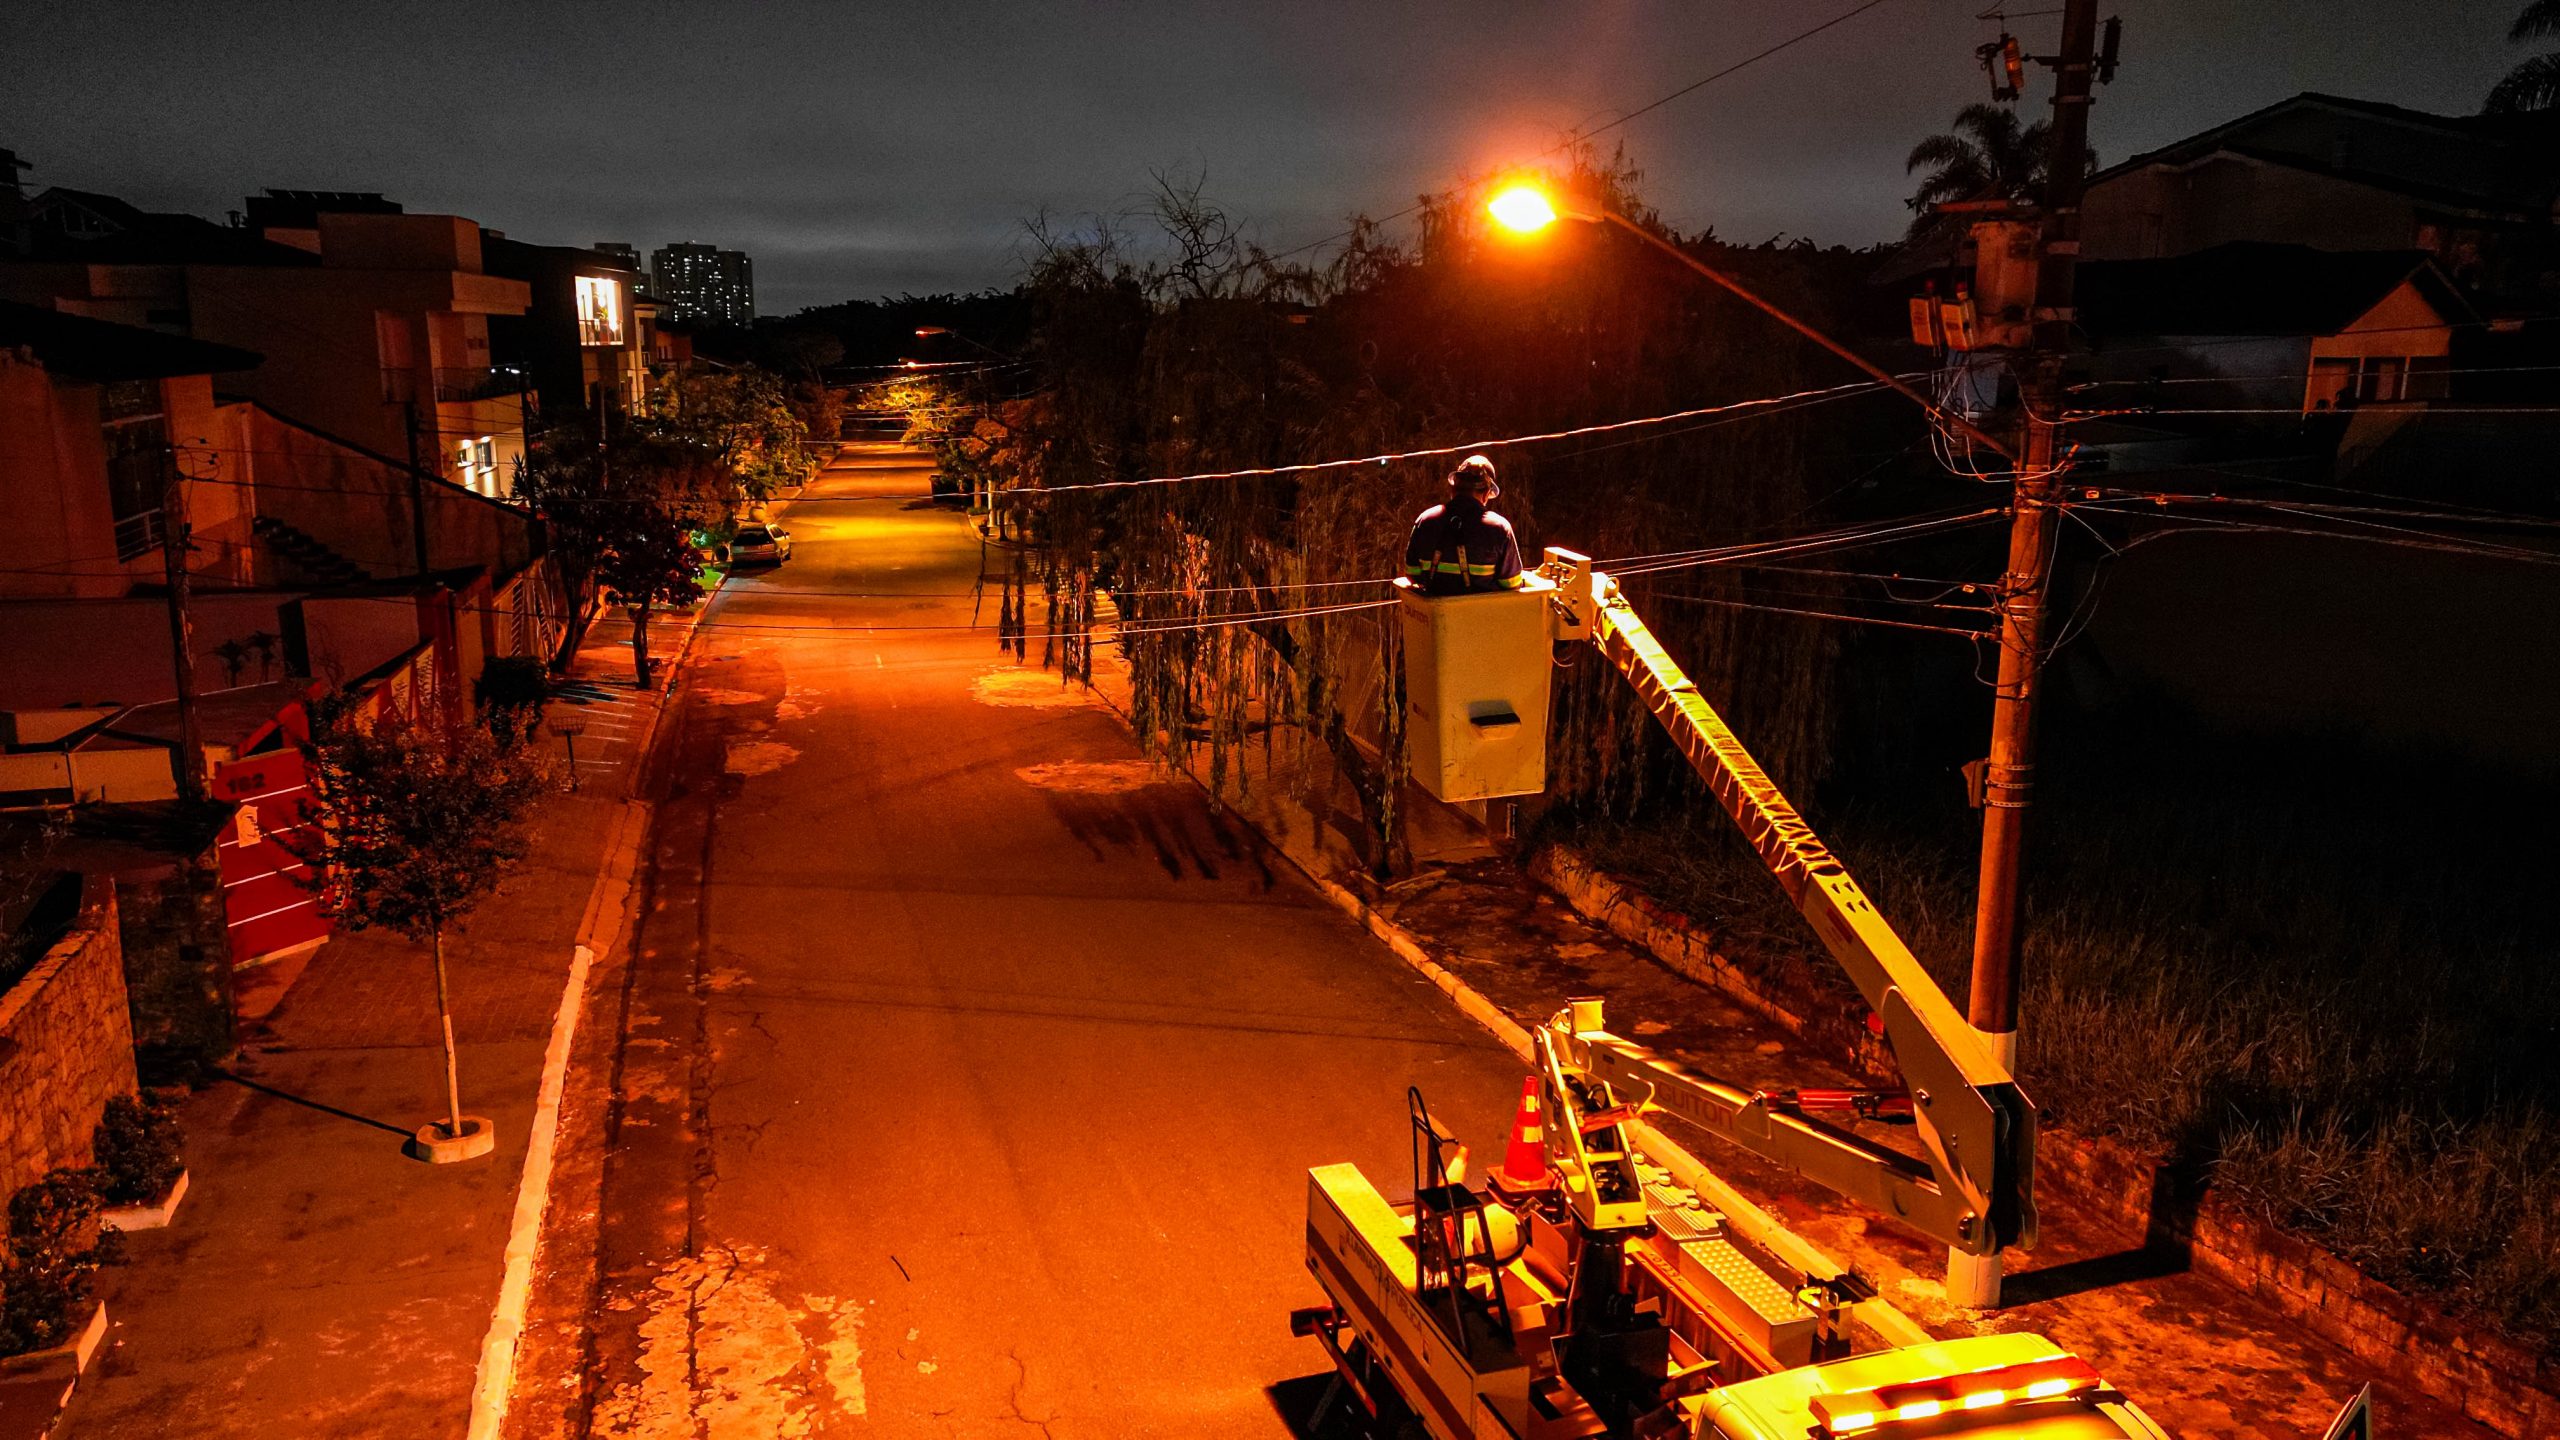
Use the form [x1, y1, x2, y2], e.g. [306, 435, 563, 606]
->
[483, 235, 655, 422]
[1, 306, 570, 954]
[3, 186, 534, 498]
[0, 301, 263, 600]
[2050, 242, 2560, 782]
[2073, 242, 2474, 415]
[2080, 93, 2560, 313]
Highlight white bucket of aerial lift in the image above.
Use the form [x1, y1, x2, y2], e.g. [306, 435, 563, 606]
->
[1396, 571, 1559, 804]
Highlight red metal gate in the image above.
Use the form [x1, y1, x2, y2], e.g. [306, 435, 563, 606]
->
[212, 749, 331, 963]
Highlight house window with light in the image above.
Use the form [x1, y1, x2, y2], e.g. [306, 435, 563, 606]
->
[576, 275, 625, 347]
[455, 434, 498, 496]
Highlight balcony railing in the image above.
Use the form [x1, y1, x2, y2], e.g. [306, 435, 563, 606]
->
[434, 366, 525, 404]
[380, 366, 526, 405]
[112, 508, 166, 561]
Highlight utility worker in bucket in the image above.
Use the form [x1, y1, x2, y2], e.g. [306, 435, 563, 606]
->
[1404, 454, 1527, 596]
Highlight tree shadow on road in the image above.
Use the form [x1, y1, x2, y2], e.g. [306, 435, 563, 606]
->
[215, 1069, 414, 1137]
[1037, 786, 1272, 885]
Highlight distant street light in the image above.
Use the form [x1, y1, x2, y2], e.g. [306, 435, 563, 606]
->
[1485, 182, 2013, 461]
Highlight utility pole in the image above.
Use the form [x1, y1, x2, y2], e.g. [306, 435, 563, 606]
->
[1950, 0, 2101, 1309]
[403, 397, 432, 579]
[160, 446, 208, 806]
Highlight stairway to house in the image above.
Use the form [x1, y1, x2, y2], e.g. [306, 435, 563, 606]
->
[252, 516, 373, 589]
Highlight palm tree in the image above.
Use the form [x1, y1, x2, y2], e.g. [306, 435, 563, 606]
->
[2486, 0, 2560, 113]
[1903, 104, 2053, 238]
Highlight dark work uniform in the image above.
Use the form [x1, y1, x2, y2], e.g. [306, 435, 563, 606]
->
[1404, 501, 1528, 596]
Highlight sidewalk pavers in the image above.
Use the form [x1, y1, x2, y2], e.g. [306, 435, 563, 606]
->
[57, 599, 705, 1439]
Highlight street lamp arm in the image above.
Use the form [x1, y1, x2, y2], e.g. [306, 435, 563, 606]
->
[915, 326, 1018, 362]
[1596, 210, 2017, 463]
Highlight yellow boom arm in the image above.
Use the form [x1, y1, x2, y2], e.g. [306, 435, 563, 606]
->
[1540, 549, 2036, 1257]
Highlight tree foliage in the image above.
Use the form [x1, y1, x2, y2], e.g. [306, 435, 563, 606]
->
[1903, 104, 2057, 237]
[2487, 0, 2560, 112]
[518, 366, 806, 681]
[296, 705, 548, 944]
[890, 151, 1933, 875]
[641, 368, 813, 501]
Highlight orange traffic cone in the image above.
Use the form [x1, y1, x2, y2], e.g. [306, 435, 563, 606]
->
[1490, 1075, 1552, 1194]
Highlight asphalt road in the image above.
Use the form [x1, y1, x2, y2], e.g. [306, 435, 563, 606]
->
[575, 440, 1525, 1437]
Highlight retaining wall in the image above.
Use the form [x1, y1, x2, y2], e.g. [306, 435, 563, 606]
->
[0, 879, 141, 1202]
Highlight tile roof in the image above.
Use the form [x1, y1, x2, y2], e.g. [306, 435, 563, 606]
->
[0, 300, 263, 379]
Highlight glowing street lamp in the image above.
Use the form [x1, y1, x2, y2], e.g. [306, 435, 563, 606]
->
[1484, 182, 2014, 461]
[1487, 184, 1564, 233]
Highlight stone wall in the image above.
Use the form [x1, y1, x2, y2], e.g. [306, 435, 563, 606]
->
[112, 855, 234, 1084]
[0, 879, 140, 1201]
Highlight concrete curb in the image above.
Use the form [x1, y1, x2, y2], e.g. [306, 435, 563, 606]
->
[465, 582, 716, 1440]
[1101, 707, 1935, 1351]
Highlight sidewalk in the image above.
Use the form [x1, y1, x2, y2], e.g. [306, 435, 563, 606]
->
[58, 601, 702, 1439]
[1080, 650, 2484, 1439]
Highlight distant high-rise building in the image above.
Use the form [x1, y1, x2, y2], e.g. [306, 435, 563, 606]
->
[593, 242, 645, 290]
[649, 242, 753, 328]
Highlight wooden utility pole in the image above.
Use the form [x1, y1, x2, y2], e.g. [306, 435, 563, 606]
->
[1948, 0, 2101, 1310]
[160, 446, 208, 805]
[403, 398, 432, 579]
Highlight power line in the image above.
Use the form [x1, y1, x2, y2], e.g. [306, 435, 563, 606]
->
[173, 375, 1904, 508]
[2066, 499, 2560, 568]
[1599, 507, 2010, 576]
[1575, 0, 1908, 147]
[2069, 405, 2560, 419]
[1639, 589, 1992, 639]
[1002, 378, 1896, 497]
[2079, 489, 2560, 531]
[2067, 359, 2560, 392]
[1261, 0, 1913, 266]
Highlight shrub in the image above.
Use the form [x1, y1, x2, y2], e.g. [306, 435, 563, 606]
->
[475, 655, 551, 750]
[0, 1169, 110, 1356]
[91, 1094, 184, 1206]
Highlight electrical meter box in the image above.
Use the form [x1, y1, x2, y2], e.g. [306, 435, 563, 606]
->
[1398, 576, 1556, 804]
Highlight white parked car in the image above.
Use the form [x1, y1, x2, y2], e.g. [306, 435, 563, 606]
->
[731, 522, 793, 565]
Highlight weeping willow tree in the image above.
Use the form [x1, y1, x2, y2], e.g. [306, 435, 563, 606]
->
[894, 151, 1923, 875]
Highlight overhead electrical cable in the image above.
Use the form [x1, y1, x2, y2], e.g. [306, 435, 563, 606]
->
[1261, 0, 1914, 266]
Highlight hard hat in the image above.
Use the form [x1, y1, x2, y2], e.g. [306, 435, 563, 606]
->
[1449, 453, 1499, 500]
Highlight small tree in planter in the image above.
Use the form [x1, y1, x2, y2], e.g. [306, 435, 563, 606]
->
[294, 703, 549, 1161]
[91, 1096, 184, 1208]
[0, 1170, 109, 1357]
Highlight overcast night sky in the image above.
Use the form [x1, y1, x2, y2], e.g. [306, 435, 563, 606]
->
[7, 2, 2524, 315]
